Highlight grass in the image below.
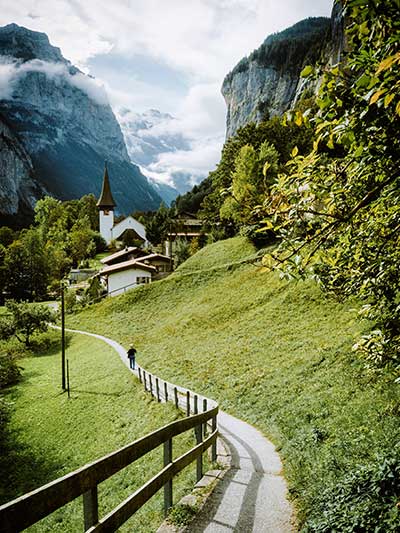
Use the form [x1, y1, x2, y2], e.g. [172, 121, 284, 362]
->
[0, 330, 205, 532]
[66, 236, 400, 530]
[87, 252, 109, 270]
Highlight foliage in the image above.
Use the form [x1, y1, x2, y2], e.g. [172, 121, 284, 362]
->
[3, 230, 49, 301]
[0, 301, 56, 347]
[219, 142, 279, 228]
[173, 176, 213, 215]
[260, 0, 400, 369]
[199, 116, 313, 235]
[305, 446, 400, 532]
[0, 352, 21, 389]
[173, 238, 191, 266]
[167, 503, 199, 527]
[144, 203, 172, 245]
[0, 227, 15, 247]
[1, 194, 102, 300]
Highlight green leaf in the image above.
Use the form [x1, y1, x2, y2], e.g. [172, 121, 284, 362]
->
[300, 65, 313, 78]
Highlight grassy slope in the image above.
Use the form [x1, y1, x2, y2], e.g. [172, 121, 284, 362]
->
[1, 332, 200, 532]
[67, 237, 400, 528]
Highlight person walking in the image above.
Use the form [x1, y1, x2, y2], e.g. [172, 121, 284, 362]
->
[127, 344, 137, 370]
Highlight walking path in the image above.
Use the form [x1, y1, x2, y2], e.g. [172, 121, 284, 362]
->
[63, 327, 294, 532]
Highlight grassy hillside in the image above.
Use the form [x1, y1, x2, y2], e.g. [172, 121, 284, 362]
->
[67, 237, 400, 530]
[0, 332, 200, 532]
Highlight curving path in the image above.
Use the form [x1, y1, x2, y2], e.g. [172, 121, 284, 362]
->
[62, 327, 294, 532]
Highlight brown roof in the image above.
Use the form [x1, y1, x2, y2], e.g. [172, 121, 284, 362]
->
[101, 246, 147, 265]
[96, 163, 116, 209]
[100, 258, 157, 276]
[139, 253, 172, 263]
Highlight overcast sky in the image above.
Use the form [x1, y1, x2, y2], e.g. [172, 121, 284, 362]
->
[1, 0, 334, 186]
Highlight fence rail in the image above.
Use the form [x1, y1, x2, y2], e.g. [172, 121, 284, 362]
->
[0, 363, 218, 533]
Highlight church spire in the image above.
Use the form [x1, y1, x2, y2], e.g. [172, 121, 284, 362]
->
[96, 161, 116, 210]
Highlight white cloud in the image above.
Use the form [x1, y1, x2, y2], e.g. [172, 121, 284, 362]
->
[0, 0, 334, 190]
[0, 57, 108, 105]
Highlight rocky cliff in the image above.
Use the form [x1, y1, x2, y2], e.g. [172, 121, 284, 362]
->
[222, 3, 344, 137]
[0, 24, 162, 222]
[0, 113, 46, 227]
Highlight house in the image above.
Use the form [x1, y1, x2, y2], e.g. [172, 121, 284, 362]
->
[165, 211, 205, 256]
[137, 253, 174, 280]
[100, 246, 148, 266]
[99, 259, 156, 297]
[97, 164, 149, 247]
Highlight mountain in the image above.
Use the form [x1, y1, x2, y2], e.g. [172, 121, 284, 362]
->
[0, 112, 46, 227]
[222, 4, 344, 137]
[118, 108, 205, 203]
[0, 23, 162, 223]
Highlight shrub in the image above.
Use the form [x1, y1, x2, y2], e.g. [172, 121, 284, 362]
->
[304, 446, 400, 532]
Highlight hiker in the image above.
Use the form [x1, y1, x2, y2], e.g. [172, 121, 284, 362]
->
[127, 344, 137, 369]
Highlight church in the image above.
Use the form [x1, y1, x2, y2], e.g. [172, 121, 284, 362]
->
[96, 163, 150, 248]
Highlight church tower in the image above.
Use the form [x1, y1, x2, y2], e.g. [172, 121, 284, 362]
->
[97, 163, 116, 245]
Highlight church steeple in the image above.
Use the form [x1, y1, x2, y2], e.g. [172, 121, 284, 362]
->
[96, 162, 116, 210]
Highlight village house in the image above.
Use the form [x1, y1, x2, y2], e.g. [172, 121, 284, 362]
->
[165, 211, 205, 256]
[99, 259, 156, 297]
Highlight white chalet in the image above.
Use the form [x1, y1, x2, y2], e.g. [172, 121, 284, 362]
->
[99, 259, 156, 297]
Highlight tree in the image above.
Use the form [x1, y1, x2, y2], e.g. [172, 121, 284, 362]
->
[261, 0, 400, 367]
[4, 230, 49, 301]
[219, 142, 279, 229]
[0, 226, 15, 247]
[0, 301, 56, 347]
[68, 217, 96, 267]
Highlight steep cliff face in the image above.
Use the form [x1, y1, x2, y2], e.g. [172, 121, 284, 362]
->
[0, 24, 162, 219]
[0, 113, 46, 226]
[222, 4, 344, 137]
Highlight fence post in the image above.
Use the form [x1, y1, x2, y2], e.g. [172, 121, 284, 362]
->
[164, 382, 168, 403]
[195, 424, 203, 482]
[149, 375, 153, 396]
[143, 371, 147, 391]
[186, 391, 190, 417]
[203, 399, 207, 437]
[163, 438, 173, 516]
[194, 394, 198, 414]
[83, 487, 98, 530]
[156, 378, 160, 402]
[211, 415, 217, 462]
[138, 367, 142, 382]
[174, 387, 179, 409]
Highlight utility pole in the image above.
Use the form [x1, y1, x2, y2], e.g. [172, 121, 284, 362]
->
[61, 280, 66, 390]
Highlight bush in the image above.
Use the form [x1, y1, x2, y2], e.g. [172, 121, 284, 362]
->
[0, 351, 21, 389]
[304, 447, 400, 532]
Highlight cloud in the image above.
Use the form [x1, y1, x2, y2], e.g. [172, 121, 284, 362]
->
[0, 57, 108, 105]
[0, 0, 334, 191]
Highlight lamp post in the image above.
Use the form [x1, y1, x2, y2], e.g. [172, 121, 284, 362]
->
[60, 279, 66, 390]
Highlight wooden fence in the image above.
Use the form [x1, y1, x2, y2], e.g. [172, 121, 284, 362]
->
[0, 364, 218, 533]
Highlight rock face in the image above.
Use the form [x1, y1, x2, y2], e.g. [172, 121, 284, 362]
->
[222, 4, 344, 137]
[0, 24, 162, 221]
[0, 113, 46, 226]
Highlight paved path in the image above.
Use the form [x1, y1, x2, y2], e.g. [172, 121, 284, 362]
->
[62, 327, 294, 532]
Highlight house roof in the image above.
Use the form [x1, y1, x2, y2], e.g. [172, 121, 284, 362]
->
[100, 258, 157, 276]
[96, 163, 116, 209]
[101, 246, 146, 265]
[139, 253, 172, 263]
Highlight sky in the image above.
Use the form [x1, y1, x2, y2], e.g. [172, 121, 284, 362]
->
[0, 0, 334, 188]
